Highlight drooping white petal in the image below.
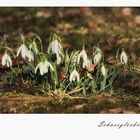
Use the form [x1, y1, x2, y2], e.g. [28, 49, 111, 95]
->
[17, 44, 29, 60]
[75, 71, 80, 82]
[40, 63, 45, 76]
[49, 40, 62, 54]
[93, 47, 102, 64]
[82, 60, 89, 68]
[2, 54, 6, 66]
[2, 53, 12, 67]
[70, 69, 80, 82]
[77, 50, 88, 66]
[7, 61, 10, 67]
[35, 62, 44, 75]
[26, 50, 34, 62]
[77, 50, 89, 68]
[43, 61, 49, 73]
[21, 45, 29, 59]
[101, 65, 106, 77]
[7, 55, 12, 67]
[44, 61, 54, 73]
[16, 46, 22, 57]
[70, 71, 74, 82]
[120, 51, 128, 64]
[93, 52, 101, 64]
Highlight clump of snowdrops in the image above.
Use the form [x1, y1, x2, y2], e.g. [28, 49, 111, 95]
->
[0, 33, 137, 97]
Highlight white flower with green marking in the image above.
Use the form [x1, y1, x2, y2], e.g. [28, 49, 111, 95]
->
[120, 51, 128, 64]
[2, 53, 12, 67]
[35, 60, 54, 75]
[49, 40, 62, 54]
[93, 47, 102, 64]
[77, 50, 88, 68]
[17, 44, 29, 59]
[26, 50, 34, 62]
[70, 69, 80, 82]
[35, 62, 44, 75]
[101, 64, 106, 77]
[43, 60, 54, 73]
[48, 39, 63, 65]
[93, 52, 101, 64]
[17, 44, 34, 62]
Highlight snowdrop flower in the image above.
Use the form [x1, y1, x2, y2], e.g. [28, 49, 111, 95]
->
[70, 69, 80, 82]
[77, 50, 88, 68]
[35, 62, 44, 75]
[93, 52, 102, 64]
[17, 44, 29, 59]
[48, 39, 64, 65]
[43, 60, 54, 73]
[35, 60, 54, 75]
[120, 51, 128, 64]
[26, 50, 34, 62]
[17, 44, 34, 62]
[93, 47, 102, 64]
[2, 53, 12, 67]
[49, 40, 62, 54]
[101, 64, 106, 77]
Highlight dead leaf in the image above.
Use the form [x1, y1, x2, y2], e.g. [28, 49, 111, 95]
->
[86, 63, 97, 72]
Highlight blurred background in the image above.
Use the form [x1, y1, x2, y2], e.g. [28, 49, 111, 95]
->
[0, 8, 140, 61]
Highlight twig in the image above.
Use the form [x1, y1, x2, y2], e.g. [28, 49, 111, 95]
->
[67, 88, 83, 95]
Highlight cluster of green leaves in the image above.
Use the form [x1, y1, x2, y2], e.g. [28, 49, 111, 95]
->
[1, 33, 134, 95]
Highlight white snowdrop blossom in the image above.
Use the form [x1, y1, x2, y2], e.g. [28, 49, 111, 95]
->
[17, 44, 29, 59]
[17, 44, 34, 62]
[43, 60, 54, 73]
[35, 61, 54, 76]
[26, 50, 34, 62]
[49, 40, 62, 54]
[120, 51, 128, 64]
[1, 53, 12, 67]
[48, 39, 63, 65]
[93, 52, 102, 64]
[93, 48, 102, 64]
[77, 50, 88, 68]
[70, 69, 80, 82]
[35, 62, 44, 76]
[101, 64, 106, 77]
